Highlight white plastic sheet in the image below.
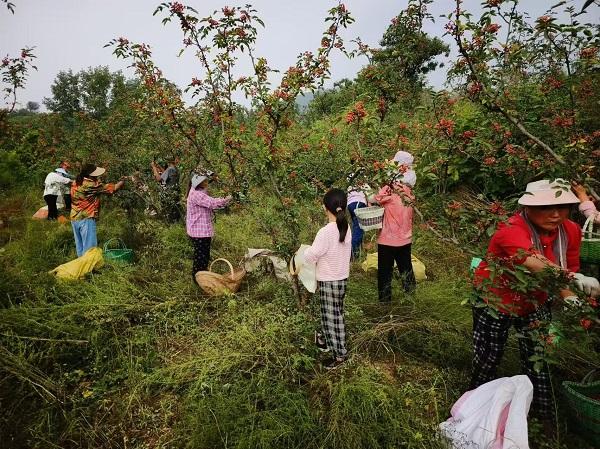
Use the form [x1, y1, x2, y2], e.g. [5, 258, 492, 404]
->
[439, 375, 533, 449]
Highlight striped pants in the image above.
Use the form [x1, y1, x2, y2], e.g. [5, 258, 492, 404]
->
[318, 279, 348, 359]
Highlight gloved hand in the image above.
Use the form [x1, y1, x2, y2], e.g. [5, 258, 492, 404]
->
[573, 273, 600, 296]
[563, 295, 583, 308]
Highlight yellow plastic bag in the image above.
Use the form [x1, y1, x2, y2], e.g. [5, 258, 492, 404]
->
[361, 252, 427, 282]
[49, 247, 104, 280]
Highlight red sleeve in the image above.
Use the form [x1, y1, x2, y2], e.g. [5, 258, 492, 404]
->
[489, 224, 537, 262]
[564, 220, 581, 272]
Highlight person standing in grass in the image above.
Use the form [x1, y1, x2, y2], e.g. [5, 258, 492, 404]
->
[43, 161, 73, 220]
[70, 164, 126, 257]
[347, 180, 368, 260]
[186, 170, 232, 281]
[471, 179, 599, 428]
[304, 188, 352, 369]
[151, 155, 182, 222]
[375, 152, 417, 303]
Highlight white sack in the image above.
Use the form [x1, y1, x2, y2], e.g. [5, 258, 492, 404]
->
[439, 375, 533, 449]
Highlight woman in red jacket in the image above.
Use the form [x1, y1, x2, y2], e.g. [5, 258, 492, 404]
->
[471, 179, 598, 424]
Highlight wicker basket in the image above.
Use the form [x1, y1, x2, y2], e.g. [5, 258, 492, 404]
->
[581, 213, 600, 264]
[562, 369, 600, 446]
[354, 206, 385, 231]
[103, 238, 134, 264]
[195, 258, 246, 296]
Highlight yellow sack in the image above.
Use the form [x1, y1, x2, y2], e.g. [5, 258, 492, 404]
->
[49, 247, 104, 280]
[361, 252, 427, 282]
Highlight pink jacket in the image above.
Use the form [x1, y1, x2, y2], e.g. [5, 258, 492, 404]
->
[375, 184, 413, 247]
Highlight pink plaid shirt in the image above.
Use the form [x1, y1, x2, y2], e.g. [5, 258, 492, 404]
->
[186, 188, 231, 238]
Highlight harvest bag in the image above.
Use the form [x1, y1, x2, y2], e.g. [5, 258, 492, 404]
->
[439, 375, 532, 449]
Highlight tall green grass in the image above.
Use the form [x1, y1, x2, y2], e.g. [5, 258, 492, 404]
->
[0, 191, 597, 448]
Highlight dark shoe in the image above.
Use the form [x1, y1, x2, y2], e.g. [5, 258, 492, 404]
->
[314, 331, 329, 353]
[324, 357, 345, 370]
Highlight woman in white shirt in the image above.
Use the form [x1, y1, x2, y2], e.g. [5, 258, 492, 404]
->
[43, 161, 73, 220]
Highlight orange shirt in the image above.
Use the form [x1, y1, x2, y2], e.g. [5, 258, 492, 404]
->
[70, 178, 115, 221]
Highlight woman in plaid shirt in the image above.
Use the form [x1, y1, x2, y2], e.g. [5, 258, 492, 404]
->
[186, 170, 232, 281]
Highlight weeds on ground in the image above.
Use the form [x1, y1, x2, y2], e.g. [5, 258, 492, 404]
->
[0, 192, 597, 448]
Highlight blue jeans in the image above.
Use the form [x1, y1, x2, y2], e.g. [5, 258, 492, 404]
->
[348, 202, 366, 259]
[71, 218, 97, 257]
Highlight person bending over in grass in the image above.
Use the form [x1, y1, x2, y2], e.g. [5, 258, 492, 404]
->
[471, 179, 599, 431]
[70, 164, 126, 257]
[304, 188, 352, 369]
[186, 169, 231, 281]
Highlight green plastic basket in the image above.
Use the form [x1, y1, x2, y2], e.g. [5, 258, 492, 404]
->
[103, 238, 134, 264]
[581, 214, 600, 264]
[562, 369, 600, 445]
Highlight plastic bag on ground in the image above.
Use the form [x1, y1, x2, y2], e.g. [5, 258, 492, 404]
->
[32, 206, 48, 220]
[49, 247, 104, 280]
[290, 244, 317, 293]
[244, 248, 292, 282]
[439, 375, 532, 449]
[361, 252, 428, 281]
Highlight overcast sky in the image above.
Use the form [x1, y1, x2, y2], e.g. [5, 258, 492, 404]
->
[1, 0, 598, 110]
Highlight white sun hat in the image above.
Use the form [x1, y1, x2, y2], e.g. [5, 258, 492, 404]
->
[517, 179, 580, 206]
[191, 169, 214, 189]
[393, 150, 414, 166]
[89, 166, 106, 177]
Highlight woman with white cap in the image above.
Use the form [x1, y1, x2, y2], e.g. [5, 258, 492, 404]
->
[471, 179, 599, 425]
[186, 169, 232, 280]
[43, 161, 73, 220]
[374, 150, 418, 302]
[70, 164, 126, 257]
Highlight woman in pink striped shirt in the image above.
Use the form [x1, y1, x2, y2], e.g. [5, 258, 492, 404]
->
[186, 170, 231, 281]
[304, 189, 352, 369]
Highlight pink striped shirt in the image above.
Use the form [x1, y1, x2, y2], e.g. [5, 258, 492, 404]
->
[375, 184, 413, 247]
[186, 188, 231, 238]
[304, 222, 352, 281]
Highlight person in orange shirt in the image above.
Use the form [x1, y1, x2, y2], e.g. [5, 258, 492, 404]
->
[70, 164, 126, 257]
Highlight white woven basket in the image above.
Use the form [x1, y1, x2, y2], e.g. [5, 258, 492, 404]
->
[354, 206, 384, 231]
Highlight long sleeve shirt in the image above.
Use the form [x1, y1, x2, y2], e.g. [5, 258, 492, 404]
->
[186, 188, 231, 238]
[70, 179, 115, 220]
[375, 184, 414, 247]
[580, 200, 600, 224]
[44, 171, 72, 196]
[304, 222, 351, 281]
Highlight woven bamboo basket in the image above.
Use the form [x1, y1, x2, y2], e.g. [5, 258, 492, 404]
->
[354, 206, 385, 231]
[195, 258, 246, 296]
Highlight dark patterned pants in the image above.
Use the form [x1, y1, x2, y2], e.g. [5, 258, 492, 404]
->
[318, 279, 348, 359]
[470, 304, 553, 419]
[191, 237, 211, 279]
